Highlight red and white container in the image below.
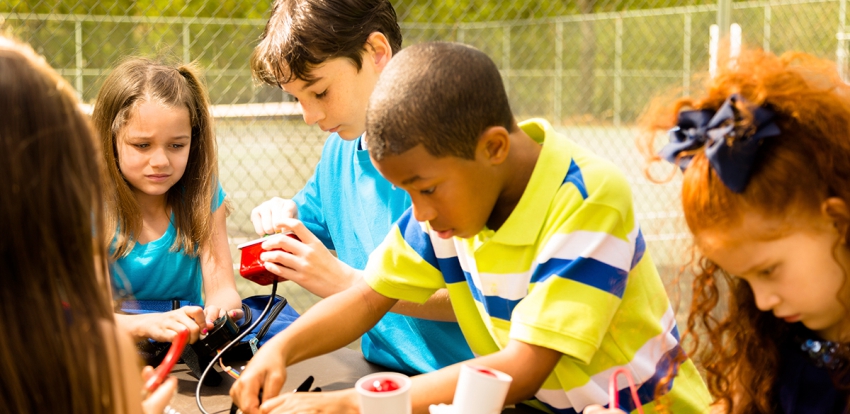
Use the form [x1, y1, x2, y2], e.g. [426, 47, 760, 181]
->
[236, 233, 300, 285]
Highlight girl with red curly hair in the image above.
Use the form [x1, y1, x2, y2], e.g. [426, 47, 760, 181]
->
[632, 48, 850, 414]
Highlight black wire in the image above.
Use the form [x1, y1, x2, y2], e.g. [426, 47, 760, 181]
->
[197, 279, 279, 414]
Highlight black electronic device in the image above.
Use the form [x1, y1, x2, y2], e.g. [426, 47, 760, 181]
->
[193, 313, 239, 357]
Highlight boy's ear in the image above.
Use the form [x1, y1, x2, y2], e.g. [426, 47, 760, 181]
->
[477, 126, 511, 166]
[365, 32, 392, 72]
[822, 197, 850, 240]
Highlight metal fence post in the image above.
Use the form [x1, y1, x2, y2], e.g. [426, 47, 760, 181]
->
[717, 0, 732, 37]
[555, 22, 563, 126]
[183, 23, 191, 63]
[614, 16, 623, 128]
[503, 26, 511, 99]
[764, 3, 771, 53]
[840, 0, 848, 82]
[75, 20, 83, 98]
[684, 13, 691, 97]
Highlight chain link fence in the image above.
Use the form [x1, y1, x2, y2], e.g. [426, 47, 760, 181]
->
[3, 0, 847, 314]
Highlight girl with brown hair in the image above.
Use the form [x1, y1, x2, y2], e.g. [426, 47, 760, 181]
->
[0, 34, 176, 413]
[92, 58, 242, 344]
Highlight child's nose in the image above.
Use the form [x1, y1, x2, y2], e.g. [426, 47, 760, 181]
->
[752, 287, 780, 312]
[150, 148, 169, 167]
[412, 202, 436, 223]
[300, 101, 324, 126]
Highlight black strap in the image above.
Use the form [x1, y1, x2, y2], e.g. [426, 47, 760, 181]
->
[238, 303, 252, 332]
[181, 345, 222, 386]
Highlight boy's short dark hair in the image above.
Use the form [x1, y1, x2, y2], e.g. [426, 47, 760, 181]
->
[367, 42, 515, 161]
[252, 0, 402, 86]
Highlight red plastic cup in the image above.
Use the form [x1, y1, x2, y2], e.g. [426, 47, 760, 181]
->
[237, 233, 300, 286]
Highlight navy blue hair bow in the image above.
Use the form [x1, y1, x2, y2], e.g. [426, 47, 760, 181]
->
[658, 94, 781, 193]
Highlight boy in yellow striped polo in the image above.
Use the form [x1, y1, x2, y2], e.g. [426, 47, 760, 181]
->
[230, 41, 711, 414]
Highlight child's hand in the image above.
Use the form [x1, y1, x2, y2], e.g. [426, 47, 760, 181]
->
[259, 389, 358, 414]
[128, 306, 206, 343]
[230, 341, 290, 414]
[251, 197, 299, 236]
[202, 306, 245, 328]
[583, 405, 626, 413]
[141, 365, 177, 414]
[259, 218, 360, 298]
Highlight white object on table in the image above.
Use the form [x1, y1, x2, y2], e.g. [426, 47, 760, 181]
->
[355, 372, 412, 414]
[428, 403, 456, 414]
[451, 364, 513, 414]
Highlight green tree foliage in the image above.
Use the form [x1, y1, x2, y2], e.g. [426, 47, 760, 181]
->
[4, 0, 269, 19]
[1, 0, 844, 122]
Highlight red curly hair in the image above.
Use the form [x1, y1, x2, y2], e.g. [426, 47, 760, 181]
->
[638, 48, 850, 413]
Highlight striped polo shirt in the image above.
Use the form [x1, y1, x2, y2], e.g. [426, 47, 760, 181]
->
[364, 119, 711, 413]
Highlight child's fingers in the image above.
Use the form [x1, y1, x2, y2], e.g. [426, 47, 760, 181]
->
[250, 203, 270, 236]
[142, 376, 177, 414]
[251, 197, 290, 236]
[271, 200, 297, 232]
[278, 218, 316, 245]
[583, 405, 625, 414]
[263, 260, 299, 280]
[262, 210, 277, 236]
[231, 372, 262, 413]
[260, 221, 313, 255]
[229, 308, 245, 321]
[142, 313, 196, 343]
[262, 370, 286, 409]
[260, 246, 299, 269]
[141, 365, 155, 381]
[170, 307, 204, 342]
[181, 305, 206, 324]
[203, 306, 221, 328]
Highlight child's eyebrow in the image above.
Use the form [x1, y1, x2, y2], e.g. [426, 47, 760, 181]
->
[402, 176, 423, 185]
[735, 259, 771, 277]
[300, 76, 323, 90]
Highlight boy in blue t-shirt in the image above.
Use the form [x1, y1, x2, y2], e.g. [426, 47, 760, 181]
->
[247, 0, 472, 375]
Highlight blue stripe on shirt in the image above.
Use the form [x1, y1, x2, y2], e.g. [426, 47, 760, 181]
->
[630, 230, 646, 270]
[564, 159, 589, 199]
[438, 257, 467, 284]
[532, 257, 629, 298]
[397, 210, 439, 270]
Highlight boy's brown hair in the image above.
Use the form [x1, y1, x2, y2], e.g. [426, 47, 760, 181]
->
[252, 0, 402, 87]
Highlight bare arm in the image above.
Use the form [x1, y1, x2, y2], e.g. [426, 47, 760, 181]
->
[259, 218, 457, 321]
[230, 279, 397, 413]
[408, 339, 562, 412]
[200, 205, 242, 320]
[256, 338, 562, 414]
[388, 285, 456, 321]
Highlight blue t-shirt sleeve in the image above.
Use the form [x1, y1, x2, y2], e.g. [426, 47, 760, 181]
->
[212, 179, 226, 212]
[292, 159, 335, 250]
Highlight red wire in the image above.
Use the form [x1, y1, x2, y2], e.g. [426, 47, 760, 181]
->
[144, 329, 189, 394]
[608, 367, 645, 414]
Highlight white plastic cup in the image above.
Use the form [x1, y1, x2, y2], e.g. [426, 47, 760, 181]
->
[355, 372, 412, 414]
[452, 365, 513, 414]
